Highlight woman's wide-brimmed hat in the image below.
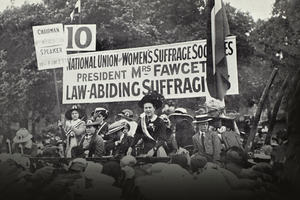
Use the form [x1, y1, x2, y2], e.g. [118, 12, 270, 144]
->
[168, 108, 193, 122]
[91, 107, 109, 120]
[117, 109, 135, 121]
[85, 120, 101, 127]
[107, 119, 132, 135]
[138, 91, 164, 109]
[65, 105, 85, 120]
[13, 128, 33, 144]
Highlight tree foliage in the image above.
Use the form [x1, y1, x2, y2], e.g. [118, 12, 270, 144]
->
[245, 0, 300, 117]
[250, 0, 299, 71]
[225, 3, 255, 60]
[0, 0, 262, 133]
[0, 49, 57, 132]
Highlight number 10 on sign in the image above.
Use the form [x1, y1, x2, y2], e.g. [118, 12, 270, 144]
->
[65, 24, 96, 51]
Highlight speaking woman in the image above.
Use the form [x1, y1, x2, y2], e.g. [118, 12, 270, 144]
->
[127, 91, 167, 157]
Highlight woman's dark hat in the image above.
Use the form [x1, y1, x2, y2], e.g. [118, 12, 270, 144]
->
[138, 91, 164, 109]
[91, 107, 109, 120]
[65, 105, 84, 120]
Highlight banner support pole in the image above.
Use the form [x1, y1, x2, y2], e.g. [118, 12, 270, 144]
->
[53, 69, 61, 115]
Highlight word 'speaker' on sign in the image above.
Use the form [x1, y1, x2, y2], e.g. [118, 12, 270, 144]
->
[32, 23, 67, 70]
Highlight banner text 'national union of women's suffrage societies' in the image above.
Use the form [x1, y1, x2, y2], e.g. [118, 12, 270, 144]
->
[63, 36, 238, 104]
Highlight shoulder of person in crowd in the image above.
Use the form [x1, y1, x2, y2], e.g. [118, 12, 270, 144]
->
[155, 116, 167, 125]
[93, 134, 104, 143]
[207, 129, 219, 136]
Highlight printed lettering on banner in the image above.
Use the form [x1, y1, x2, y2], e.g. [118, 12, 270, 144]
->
[63, 36, 238, 104]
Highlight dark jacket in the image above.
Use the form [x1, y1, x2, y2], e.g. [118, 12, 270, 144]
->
[106, 132, 134, 156]
[79, 134, 105, 157]
[116, 135, 134, 156]
[175, 119, 195, 148]
[96, 122, 109, 138]
[130, 116, 167, 154]
[192, 130, 222, 163]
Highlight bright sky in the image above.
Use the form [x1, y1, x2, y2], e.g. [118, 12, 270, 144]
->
[0, 0, 275, 21]
[224, 0, 275, 21]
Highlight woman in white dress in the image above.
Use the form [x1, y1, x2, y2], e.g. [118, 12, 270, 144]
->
[64, 105, 86, 158]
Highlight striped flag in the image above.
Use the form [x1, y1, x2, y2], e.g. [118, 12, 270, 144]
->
[206, 0, 231, 101]
[70, 0, 81, 22]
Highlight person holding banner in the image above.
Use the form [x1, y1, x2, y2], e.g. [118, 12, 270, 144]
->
[127, 91, 167, 157]
[64, 105, 86, 158]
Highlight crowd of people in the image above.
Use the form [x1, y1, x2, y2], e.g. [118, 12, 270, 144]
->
[0, 91, 289, 199]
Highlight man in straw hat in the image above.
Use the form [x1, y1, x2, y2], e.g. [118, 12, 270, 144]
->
[127, 91, 167, 157]
[192, 113, 222, 164]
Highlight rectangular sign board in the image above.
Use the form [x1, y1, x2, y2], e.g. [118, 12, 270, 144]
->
[63, 36, 238, 104]
[32, 23, 67, 70]
[65, 24, 96, 51]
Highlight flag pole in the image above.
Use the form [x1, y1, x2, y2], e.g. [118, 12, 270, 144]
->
[205, 0, 226, 111]
[206, 0, 230, 105]
[77, 0, 81, 53]
[79, 0, 82, 25]
[53, 69, 61, 114]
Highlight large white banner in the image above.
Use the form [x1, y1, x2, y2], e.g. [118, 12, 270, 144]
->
[32, 24, 67, 70]
[63, 36, 238, 104]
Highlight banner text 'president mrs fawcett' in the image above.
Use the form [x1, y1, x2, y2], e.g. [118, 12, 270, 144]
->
[63, 36, 238, 104]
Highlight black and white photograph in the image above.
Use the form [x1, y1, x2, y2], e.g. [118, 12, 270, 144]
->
[0, 0, 299, 199]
